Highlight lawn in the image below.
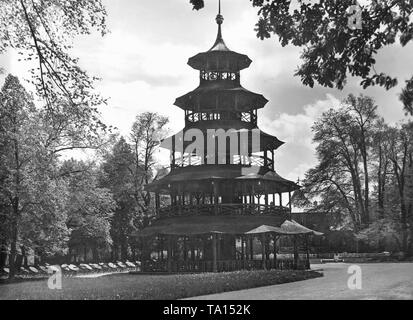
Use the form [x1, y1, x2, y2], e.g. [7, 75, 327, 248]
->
[0, 269, 322, 300]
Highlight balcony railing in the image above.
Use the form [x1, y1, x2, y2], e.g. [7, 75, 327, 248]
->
[173, 154, 273, 169]
[158, 203, 290, 218]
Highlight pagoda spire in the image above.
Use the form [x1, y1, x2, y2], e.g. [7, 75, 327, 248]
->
[210, 0, 229, 51]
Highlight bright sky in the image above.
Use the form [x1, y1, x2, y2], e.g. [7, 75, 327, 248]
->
[1, 0, 412, 182]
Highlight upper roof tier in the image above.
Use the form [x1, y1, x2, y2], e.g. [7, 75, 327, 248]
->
[187, 11, 252, 72]
[174, 82, 268, 112]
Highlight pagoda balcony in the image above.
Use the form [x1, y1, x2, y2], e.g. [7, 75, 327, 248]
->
[157, 203, 290, 219]
[184, 110, 257, 126]
[172, 153, 274, 170]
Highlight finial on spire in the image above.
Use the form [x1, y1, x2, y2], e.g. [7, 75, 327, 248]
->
[216, 0, 224, 25]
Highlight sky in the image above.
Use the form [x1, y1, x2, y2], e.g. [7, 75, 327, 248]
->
[1, 0, 412, 182]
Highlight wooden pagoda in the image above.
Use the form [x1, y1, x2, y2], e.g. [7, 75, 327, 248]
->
[137, 3, 319, 273]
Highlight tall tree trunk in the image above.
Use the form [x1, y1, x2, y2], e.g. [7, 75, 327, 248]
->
[8, 215, 18, 279]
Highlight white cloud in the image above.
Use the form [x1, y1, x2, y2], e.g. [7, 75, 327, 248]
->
[260, 94, 341, 180]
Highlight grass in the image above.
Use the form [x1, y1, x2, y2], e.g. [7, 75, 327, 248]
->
[0, 269, 322, 300]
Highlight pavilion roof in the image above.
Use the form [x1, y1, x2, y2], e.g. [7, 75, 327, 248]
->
[144, 165, 300, 194]
[160, 128, 284, 152]
[174, 84, 268, 112]
[134, 215, 288, 237]
[134, 216, 323, 238]
[279, 220, 324, 236]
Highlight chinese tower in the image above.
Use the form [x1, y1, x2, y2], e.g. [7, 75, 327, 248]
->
[139, 1, 302, 273]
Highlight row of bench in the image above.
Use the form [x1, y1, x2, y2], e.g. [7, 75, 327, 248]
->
[0, 261, 141, 279]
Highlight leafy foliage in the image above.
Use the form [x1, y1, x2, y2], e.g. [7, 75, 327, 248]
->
[0, 75, 71, 275]
[62, 160, 115, 256]
[0, 0, 108, 123]
[297, 92, 413, 254]
[400, 76, 413, 115]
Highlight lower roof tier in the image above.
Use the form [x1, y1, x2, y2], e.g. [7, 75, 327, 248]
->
[134, 215, 324, 238]
[145, 165, 300, 194]
[174, 84, 268, 112]
[160, 127, 284, 152]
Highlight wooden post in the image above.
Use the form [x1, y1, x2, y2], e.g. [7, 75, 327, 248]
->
[305, 235, 310, 270]
[279, 193, 282, 207]
[212, 234, 218, 273]
[293, 235, 298, 270]
[155, 193, 160, 216]
[261, 234, 267, 270]
[273, 235, 278, 269]
[160, 237, 164, 261]
[183, 237, 188, 262]
[241, 236, 245, 261]
[288, 191, 292, 218]
[249, 236, 254, 260]
[272, 150, 275, 170]
[167, 236, 173, 273]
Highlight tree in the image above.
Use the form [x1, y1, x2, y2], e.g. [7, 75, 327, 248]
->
[61, 160, 115, 263]
[386, 122, 413, 255]
[301, 94, 378, 229]
[0, 75, 70, 278]
[99, 112, 169, 260]
[371, 119, 391, 218]
[100, 137, 137, 261]
[0, 0, 107, 113]
[190, 0, 413, 114]
[130, 112, 169, 226]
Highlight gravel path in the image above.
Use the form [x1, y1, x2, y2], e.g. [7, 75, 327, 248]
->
[188, 263, 413, 300]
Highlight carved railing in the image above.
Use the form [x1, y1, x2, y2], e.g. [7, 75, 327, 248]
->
[184, 110, 257, 125]
[173, 154, 272, 169]
[158, 203, 290, 218]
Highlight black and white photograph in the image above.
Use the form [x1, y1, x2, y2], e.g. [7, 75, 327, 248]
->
[0, 0, 413, 306]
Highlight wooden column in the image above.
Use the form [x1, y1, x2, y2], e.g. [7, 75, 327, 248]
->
[273, 235, 278, 269]
[272, 150, 275, 170]
[293, 235, 299, 270]
[155, 193, 160, 216]
[171, 137, 176, 169]
[167, 236, 173, 273]
[264, 149, 268, 167]
[241, 236, 245, 264]
[212, 234, 218, 273]
[249, 236, 254, 260]
[261, 234, 267, 270]
[279, 193, 282, 207]
[183, 237, 188, 262]
[305, 235, 310, 270]
[160, 237, 164, 261]
[288, 191, 292, 217]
